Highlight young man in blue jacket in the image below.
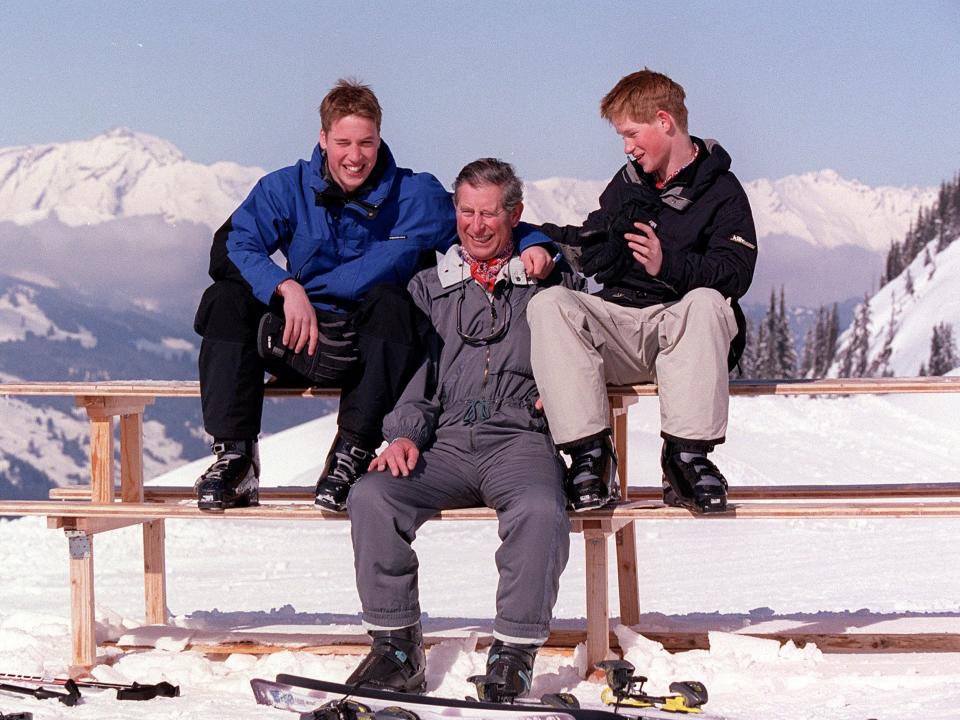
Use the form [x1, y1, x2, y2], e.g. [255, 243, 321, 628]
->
[528, 69, 757, 515]
[193, 79, 554, 512]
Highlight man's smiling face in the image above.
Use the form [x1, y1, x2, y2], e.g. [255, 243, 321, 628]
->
[319, 114, 381, 193]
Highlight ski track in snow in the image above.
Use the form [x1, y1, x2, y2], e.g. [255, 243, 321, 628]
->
[2, 394, 960, 719]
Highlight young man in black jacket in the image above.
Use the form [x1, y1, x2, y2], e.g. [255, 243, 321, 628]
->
[528, 69, 757, 514]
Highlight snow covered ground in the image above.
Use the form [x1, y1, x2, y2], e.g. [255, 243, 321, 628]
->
[2, 393, 960, 719]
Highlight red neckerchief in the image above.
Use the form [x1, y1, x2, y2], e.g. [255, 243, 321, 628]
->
[655, 142, 700, 190]
[461, 242, 515, 291]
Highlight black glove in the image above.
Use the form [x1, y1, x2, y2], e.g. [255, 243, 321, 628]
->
[609, 197, 660, 246]
[584, 196, 663, 284]
[257, 311, 359, 384]
[579, 229, 635, 285]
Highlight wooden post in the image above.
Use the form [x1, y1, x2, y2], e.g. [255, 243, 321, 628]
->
[66, 531, 96, 668]
[143, 520, 168, 625]
[609, 396, 641, 627]
[120, 413, 144, 503]
[76, 396, 153, 503]
[88, 416, 115, 504]
[615, 526, 640, 627]
[583, 525, 611, 669]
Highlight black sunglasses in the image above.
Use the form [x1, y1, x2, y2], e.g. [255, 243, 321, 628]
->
[456, 282, 513, 346]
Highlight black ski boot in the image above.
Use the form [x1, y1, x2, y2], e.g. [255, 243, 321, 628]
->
[468, 640, 539, 703]
[661, 441, 728, 514]
[315, 434, 376, 511]
[345, 622, 426, 694]
[195, 439, 260, 512]
[563, 434, 620, 511]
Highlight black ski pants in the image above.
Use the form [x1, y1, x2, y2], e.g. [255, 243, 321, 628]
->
[194, 280, 429, 448]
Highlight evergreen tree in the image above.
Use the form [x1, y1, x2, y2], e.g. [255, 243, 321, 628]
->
[839, 294, 872, 377]
[799, 324, 816, 378]
[869, 303, 897, 377]
[813, 303, 840, 377]
[736, 316, 757, 378]
[753, 318, 769, 378]
[884, 240, 902, 285]
[927, 322, 959, 376]
[775, 287, 797, 378]
[825, 303, 840, 373]
[753, 289, 778, 377]
[754, 287, 796, 378]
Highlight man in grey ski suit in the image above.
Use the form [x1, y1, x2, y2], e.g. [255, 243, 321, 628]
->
[345, 158, 579, 700]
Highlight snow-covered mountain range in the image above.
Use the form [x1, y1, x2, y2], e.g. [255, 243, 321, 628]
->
[0, 129, 935, 248]
[522, 169, 936, 253]
[0, 128, 263, 229]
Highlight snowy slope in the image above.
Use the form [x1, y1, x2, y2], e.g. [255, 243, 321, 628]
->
[0, 128, 262, 229]
[830, 233, 960, 376]
[1, 394, 959, 719]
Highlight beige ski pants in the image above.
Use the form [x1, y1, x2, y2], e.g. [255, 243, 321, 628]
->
[527, 287, 738, 446]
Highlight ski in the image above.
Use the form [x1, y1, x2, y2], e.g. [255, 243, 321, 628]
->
[251, 678, 574, 719]
[266, 674, 718, 719]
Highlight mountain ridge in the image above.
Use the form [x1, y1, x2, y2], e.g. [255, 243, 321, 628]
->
[0, 129, 937, 253]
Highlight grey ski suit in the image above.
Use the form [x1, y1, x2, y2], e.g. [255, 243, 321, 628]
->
[348, 244, 581, 643]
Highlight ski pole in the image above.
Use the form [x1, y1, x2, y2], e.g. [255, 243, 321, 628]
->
[0, 679, 81, 706]
[0, 673, 178, 700]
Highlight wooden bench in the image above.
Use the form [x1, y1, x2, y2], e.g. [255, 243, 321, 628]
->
[2, 377, 960, 671]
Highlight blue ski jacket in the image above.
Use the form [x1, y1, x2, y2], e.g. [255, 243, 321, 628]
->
[209, 142, 550, 314]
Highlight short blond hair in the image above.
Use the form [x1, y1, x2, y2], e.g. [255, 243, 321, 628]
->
[600, 69, 688, 132]
[319, 78, 382, 132]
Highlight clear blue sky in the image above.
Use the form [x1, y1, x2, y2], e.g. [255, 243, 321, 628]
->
[1, 1, 958, 188]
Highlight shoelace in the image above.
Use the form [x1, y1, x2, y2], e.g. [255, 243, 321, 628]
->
[328, 450, 363, 484]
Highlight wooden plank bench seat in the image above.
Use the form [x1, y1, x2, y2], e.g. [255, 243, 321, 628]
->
[2, 376, 960, 671]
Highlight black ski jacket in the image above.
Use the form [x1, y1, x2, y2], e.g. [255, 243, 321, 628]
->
[541, 137, 757, 367]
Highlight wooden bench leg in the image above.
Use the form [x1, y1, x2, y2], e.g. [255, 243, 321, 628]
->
[616, 522, 640, 627]
[584, 528, 611, 669]
[66, 530, 96, 668]
[143, 520, 168, 625]
[120, 412, 144, 503]
[89, 416, 115, 504]
[610, 395, 641, 629]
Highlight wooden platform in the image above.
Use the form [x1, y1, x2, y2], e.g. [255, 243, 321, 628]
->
[2, 375, 960, 671]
